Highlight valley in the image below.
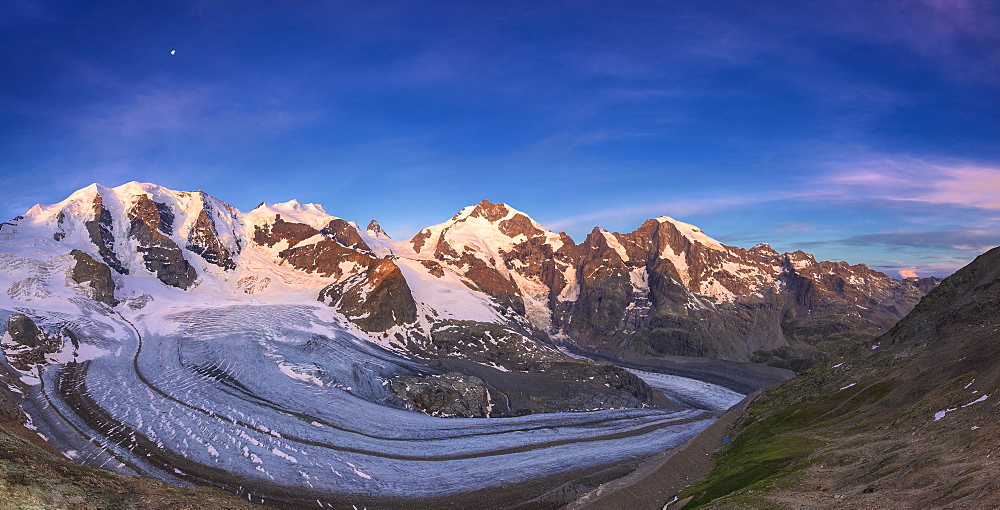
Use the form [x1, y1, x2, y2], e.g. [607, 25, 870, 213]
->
[0, 182, 944, 508]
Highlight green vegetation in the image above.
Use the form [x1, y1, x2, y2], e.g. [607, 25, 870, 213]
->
[682, 433, 818, 508]
[680, 364, 899, 508]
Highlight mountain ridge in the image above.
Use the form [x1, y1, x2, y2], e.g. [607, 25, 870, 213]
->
[6, 182, 937, 375]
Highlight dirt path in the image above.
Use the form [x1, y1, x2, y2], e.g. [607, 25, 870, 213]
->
[570, 390, 761, 510]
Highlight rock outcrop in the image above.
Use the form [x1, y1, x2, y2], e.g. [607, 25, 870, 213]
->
[69, 249, 117, 306]
[126, 195, 197, 289]
[83, 194, 128, 275]
[1, 314, 62, 371]
[319, 258, 417, 332]
[389, 372, 495, 418]
[186, 197, 237, 270]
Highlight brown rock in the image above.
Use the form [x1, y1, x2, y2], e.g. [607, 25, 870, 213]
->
[252, 215, 317, 248]
[69, 249, 117, 306]
[319, 258, 417, 332]
[186, 199, 237, 270]
[127, 195, 197, 289]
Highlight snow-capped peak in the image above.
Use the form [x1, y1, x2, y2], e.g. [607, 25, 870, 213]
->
[655, 216, 727, 251]
[449, 199, 519, 224]
[366, 220, 389, 238]
[248, 200, 337, 229]
[409, 199, 564, 257]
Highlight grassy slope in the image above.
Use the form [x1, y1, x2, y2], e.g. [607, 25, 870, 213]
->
[681, 247, 1000, 509]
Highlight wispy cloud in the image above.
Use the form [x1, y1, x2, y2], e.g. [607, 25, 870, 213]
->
[78, 86, 316, 143]
[813, 155, 1000, 210]
[833, 229, 998, 253]
[773, 222, 815, 234]
[544, 152, 1000, 229]
[805, 229, 996, 278]
[543, 194, 772, 233]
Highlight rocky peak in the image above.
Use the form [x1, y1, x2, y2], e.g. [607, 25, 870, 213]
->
[654, 216, 727, 251]
[467, 199, 513, 222]
[248, 199, 336, 230]
[366, 220, 388, 238]
[320, 219, 372, 254]
[411, 200, 556, 257]
[750, 242, 777, 254]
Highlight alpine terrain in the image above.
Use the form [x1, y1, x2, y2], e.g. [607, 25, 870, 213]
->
[673, 245, 1000, 509]
[0, 182, 937, 508]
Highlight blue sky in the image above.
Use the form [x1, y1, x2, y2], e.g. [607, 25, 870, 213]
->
[2, 1, 998, 277]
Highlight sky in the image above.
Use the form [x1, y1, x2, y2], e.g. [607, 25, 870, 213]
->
[1, 1, 998, 278]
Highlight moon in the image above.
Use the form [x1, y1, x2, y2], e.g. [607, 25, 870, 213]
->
[170, 50, 176, 55]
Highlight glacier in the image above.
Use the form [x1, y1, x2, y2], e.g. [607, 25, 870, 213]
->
[0, 182, 751, 507]
[2, 299, 734, 507]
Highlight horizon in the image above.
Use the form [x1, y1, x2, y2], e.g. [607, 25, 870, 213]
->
[3, 1, 999, 278]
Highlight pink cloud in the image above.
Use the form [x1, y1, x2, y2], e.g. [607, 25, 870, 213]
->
[817, 156, 1000, 210]
[922, 166, 1000, 209]
[898, 267, 919, 278]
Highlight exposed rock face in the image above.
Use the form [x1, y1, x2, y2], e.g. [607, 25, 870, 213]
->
[53, 211, 67, 241]
[84, 194, 128, 275]
[456, 250, 526, 315]
[186, 198, 237, 270]
[389, 372, 495, 418]
[155, 201, 175, 234]
[321, 219, 372, 254]
[253, 214, 318, 248]
[408, 204, 937, 367]
[126, 195, 197, 289]
[318, 258, 417, 332]
[2, 314, 62, 371]
[69, 249, 117, 306]
[5, 314, 43, 348]
[254, 215, 375, 278]
[366, 219, 387, 237]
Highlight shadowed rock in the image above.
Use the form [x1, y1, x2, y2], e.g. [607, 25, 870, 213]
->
[390, 372, 495, 418]
[84, 194, 128, 275]
[127, 195, 197, 289]
[69, 249, 117, 306]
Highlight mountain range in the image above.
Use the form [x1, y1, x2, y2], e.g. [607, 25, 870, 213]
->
[0, 182, 943, 508]
[17, 182, 936, 365]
